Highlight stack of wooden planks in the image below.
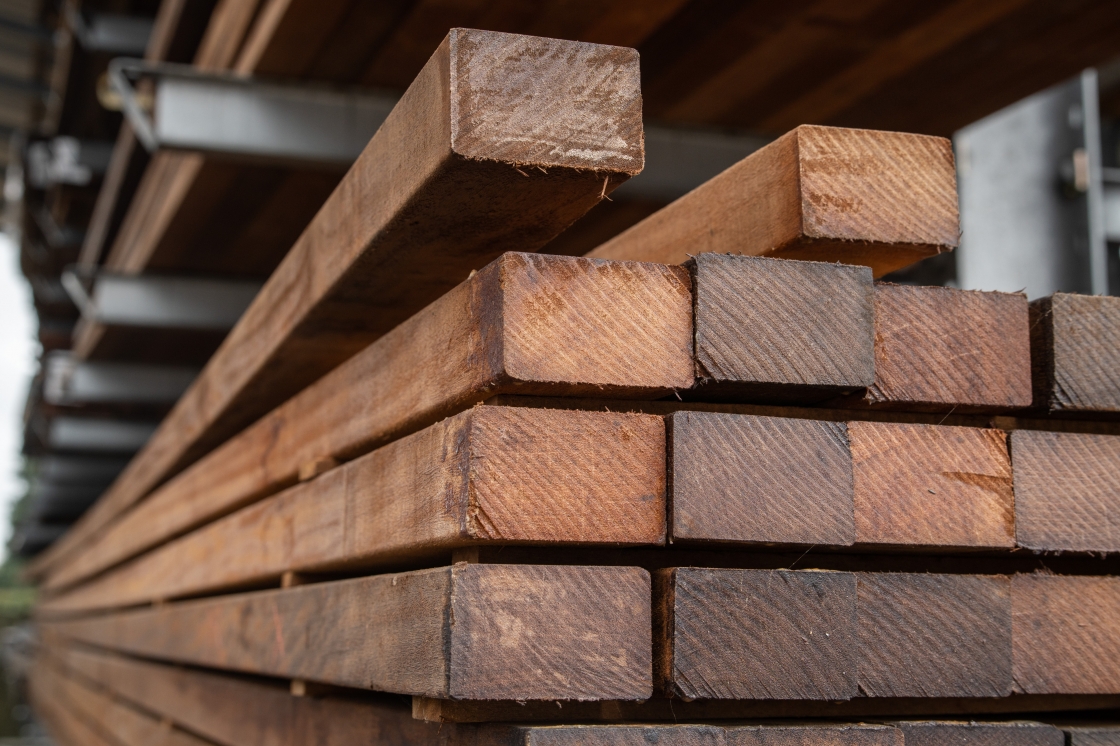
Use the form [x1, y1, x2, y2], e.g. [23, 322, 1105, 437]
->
[28, 28, 1120, 746]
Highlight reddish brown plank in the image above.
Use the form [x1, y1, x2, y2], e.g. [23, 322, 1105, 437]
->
[1010, 430, 1120, 553]
[41, 407, 665, 614]
[41, 253, 690, 593]
[688, 253, 875, 401]
[1011, 574, 1120, 695]
[588, 125, 958, 278]
[47, 564, 652, 702]
[1030, 292, 1120, 417]
[895, 721, 1063, 746]
[836, 284, 1031, 412]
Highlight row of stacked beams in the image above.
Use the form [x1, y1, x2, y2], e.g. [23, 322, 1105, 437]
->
[35, 641, 1120, 746]
[29, 27, 650, 582]
[27, 100, 967, 587]
[34, 406, 1120, 615]
[40, 243, 1105, 595]
[39, 569, 1120, 706]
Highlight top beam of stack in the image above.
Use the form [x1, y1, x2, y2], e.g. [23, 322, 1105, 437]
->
[30, 28, 645, 581]
[588, 124, 959, 278]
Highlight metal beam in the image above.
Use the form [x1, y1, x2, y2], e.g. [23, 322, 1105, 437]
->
[34, 455, 129, 485]
[62, 271, 261, 330]
[43, 352, 198, 405]
[26, 137, 114, 187]
[65, 7, 152, 54]
[110, 59, 397, 166]
[44, 417, 157, 453]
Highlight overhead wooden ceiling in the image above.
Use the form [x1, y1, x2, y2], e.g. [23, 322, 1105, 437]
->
[242, 0, 1120, 138]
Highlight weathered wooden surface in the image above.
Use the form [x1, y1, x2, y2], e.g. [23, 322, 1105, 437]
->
[850, 421, 1014, 549]
[32, 28, 647, 582]
[668, 411, 854, 546]
[857, 573, 1012, 698]
[667, 412, 1013, 551]
[1030, 293, 1120, 416]
[1011, 574, 1120, 695]
[1011, 430, 1120, 553]
[895, 721, 1064, 746]
[837, 284, 1032, 412]
[41, 407, 665, 613]
[31, 656, 209, 746]
[47, 564, 652, 701]
[655, 568, 857, 701]
[1064, 726, 1120, 746]
[519, 723, 902, 746]
[688, 253, 874, 401]
[29, 668, 116, 746]
[588, 125, 958, 277]
[40, 253, 690, 592]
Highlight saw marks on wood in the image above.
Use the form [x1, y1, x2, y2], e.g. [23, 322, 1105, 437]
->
[1030, 293, 1120, 416]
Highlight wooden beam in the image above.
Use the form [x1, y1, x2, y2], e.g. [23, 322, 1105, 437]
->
[40, 253, 689, 591]
[31, 656, 209, 746]
[895, 721, 1064, 746]
[858, 573, 1011, 698]
[33, 28, 646, 582]
[656, 569, 1011, 702]
[667, 412, 1013, 551]
[1010, 430, 1120, 554]
[40, 407, 665, 613]
[836, 284, 1032, 413]
[46, 564, 653, 702]
[849, 421, 1013, 549]
[687, 253, 874, 401]
[1030, 293, 1120, 417]
[1011, 574, 1120, 695]
[29, 672, 117, 746]
[1063, 727, 1120, 746]
[668, 411, 855, 546]
[654, 567, 857, 701]
[587, 125, 958, 278]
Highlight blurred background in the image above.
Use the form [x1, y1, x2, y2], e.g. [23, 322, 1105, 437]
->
[2, 0, 1120, 739]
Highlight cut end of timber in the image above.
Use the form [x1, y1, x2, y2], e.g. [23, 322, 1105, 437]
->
[497, 252, 694, 393]
[1031, 293, 1120, 416]
[791, 125, 959, 276]
[448, 29, 644, 174]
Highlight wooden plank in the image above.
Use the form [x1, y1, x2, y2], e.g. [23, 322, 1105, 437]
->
[40, 407, 666, 613]
[1011, 574, 1120, 695]
[858, 573, 1012, 698]
[1030, 293, 1120, 417]
[688, 253, 874, 401]
[654, 568, 858, 701]
[849, 421, 1014, 549]
[835, 284, 1032, 412]
[29, 671, 116, 746]
[32, 657, 209, 746]
[667, 413, 1012, 551]
[40, 253, 689, 592]
[668, 411, 855, 547]
[33, 28, 646, 583]
[41, 643, 904, 746]
[1010, 430, 1120, 553]
[1064, 727, 1120, 746]
[46, 564, 652, 702]
[895, 721, 1064, 746]
[587, 125, 958, 278]
[656, 569, 1014, 701]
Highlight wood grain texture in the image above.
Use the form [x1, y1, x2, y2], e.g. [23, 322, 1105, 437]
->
[1064, 727, 1120, 746]
[689, 254, 874, 400]
[1012, 574, 1120, 695]
[46, 564, 652, 701]
[588, 125, 959, 277]
[849, 421, 1014, 549]
[838, 284, 1032, 412]
[31, 657, 209, 746]
[32, 28, 646, 583]
[668, 411, 855, 546]
[895, 721, 1063, 746]
[521, 724, 902, 746]
[41, 253, 689, 592]
[1010, 430, 1120, 553]
[655, 568, 858, 701]
[857, 573, 1012, 698]
[29, 668, 116, 746]
[1030, 294, 1120, 416]
[41, 407, 666, 613]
